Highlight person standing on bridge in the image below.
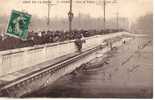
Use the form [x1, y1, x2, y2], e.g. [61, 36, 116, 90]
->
[74, 33, 85, 52]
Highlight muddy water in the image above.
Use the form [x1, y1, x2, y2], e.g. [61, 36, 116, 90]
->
[24, 37, 152, 98]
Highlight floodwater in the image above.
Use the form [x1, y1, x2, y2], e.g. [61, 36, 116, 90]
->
[25, 36, 153, 98]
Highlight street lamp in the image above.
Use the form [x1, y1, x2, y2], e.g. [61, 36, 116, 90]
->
[47, 0, 56, 30]
[68, 0, 74, 34]
[96, 0, 117, 34]
[103, 0, 106, 33]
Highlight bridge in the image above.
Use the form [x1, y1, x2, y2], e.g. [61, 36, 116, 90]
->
[0, 32, 148, 97]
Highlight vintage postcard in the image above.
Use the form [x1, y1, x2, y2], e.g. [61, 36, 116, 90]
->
[0, 0, 153, 98]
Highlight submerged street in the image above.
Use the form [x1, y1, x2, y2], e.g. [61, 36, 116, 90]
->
[25, 36, 153, 98]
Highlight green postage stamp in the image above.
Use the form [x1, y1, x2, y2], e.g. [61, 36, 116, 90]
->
[6, 10, 31, 40]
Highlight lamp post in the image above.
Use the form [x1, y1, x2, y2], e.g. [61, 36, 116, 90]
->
[103, 0, 106, 33]
[68, 0, 74, 34]
[96, 0, 117, 34]
[47, 0, 50, 26]
[47, 0, 56, 30]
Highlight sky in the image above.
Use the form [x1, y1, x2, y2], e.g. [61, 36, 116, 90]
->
[0, 0, 153, 22]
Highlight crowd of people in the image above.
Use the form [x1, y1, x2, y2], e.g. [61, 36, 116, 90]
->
[0, 29, 121, 51]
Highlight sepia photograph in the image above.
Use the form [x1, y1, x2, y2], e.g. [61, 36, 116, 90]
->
[0, 0, 153, 98]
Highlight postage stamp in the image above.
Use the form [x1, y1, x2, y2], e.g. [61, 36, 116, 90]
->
[6, 10, 31, 40]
